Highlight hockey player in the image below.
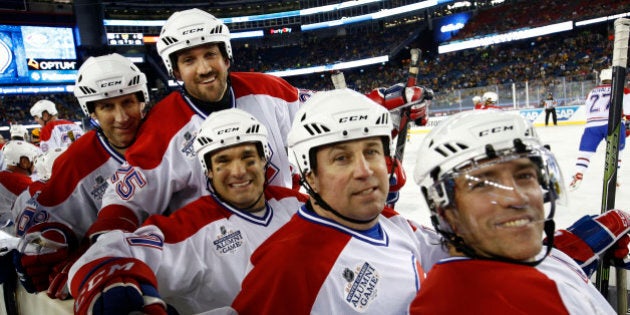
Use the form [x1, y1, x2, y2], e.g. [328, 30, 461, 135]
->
[10, 53, 149, 298]
[30, 128, 40, 146]
[569, 68, 630, 190]
[472, 95, 483, 109]
[30, 99, 84, 153]
[410, 110, 621, 314]
[230, 88, 446, 314]
[89, 8, 428, 242]
[9, 124, 30, 141]
[475, 91, 501, 110]
[68, 109, 308, 314]
[542, 92, 558, 126]
[0, 141, 39, 229]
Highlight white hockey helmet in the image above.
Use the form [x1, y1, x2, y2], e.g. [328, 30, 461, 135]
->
[288, 88, 393, 175]
[194, 108, 270, 174]
[30, 99, 58, 118]
[157, 8, 233, 77]
[414, 110, 565, 234]
[9, 124, 29, 141]
[74, 53, 149, 116]
[472, 95, 481, 104]
[481, 91, 498, 104]
[600, 68, 612, 83]
[34, 146, 66, 181]
[2, 140, 40, 166]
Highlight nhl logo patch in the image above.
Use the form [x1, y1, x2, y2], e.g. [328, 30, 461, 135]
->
[343, 262, 380, 311]
[213, 226, 243, 254]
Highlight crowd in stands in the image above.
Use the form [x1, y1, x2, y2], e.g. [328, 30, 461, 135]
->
[1, 0, 627, 126]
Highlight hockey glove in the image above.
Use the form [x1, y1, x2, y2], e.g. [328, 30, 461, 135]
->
[366, 83, 430, 138]
[14, 222, 78, 293]
[73, 257, 167, 315]
[552, 209, 630, 277]
[385, 157, 407, 208]
[47, 242, 90, 300]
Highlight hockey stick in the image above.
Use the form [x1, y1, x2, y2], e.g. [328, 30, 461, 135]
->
[595, 17, 630, 314]
[331, 71, 347, 89]
[393, 48, 421, 162]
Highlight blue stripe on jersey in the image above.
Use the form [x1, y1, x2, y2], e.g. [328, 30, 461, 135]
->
[297, 205, 389, 246]
[210, 193, 273, 226]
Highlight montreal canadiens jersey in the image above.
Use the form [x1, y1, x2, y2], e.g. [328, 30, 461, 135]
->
[0, 170, 33, 218]
[230, 205, 447, 315]
[39, 119, 84, 153]
[13, 130, 125, 238]
[97, 72, 302, 232]
[584, 84, 630, 128]
[69, 186, 307, 314]
[410, 249, 614, 314]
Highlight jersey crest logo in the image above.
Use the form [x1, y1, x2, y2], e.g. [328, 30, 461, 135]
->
[213, 226, 243, 254]
[180, 130, 197, 159]
[343, 262, 380, 311]
[90, 175, 108, 201]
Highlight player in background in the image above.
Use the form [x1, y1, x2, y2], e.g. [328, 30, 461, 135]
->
[569, 68, 630, 191]
[473, 91, 501, 110]
[90, 8, 425, 243]
[9, 124, 30, 141]
[9, 53, 149, 299]
[410, 110, 621, 314]
[0, 141, 39, 232]
[68, 109, 308, 314]
[30, 99, 84, 153]
[30, 128, 40, 146]
[231, 88, 446, 315]
[472, 95, 483, 109]
[541, 92, 558, 126]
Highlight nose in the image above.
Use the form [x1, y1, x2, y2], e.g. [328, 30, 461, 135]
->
[197, 58, 212, 75]
[228, 160, 247, 177]
[489, 179, 529, 209]
[353, 154, 374, 179]
[113, 105, 129, 122]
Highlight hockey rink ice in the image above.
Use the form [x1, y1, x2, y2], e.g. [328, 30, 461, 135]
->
[396, 124, 630, 231]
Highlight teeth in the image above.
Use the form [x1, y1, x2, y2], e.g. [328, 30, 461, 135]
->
[501, 219, 530, 227]
[232, 182, 249, 188]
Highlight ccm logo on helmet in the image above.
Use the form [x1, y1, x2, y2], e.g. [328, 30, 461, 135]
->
[217, 127, 239, 134]
[478, 125, 514, 137]
[339, 115, 368, 123]
[182, 28, 204, 35]
[100, 80, 122, 88]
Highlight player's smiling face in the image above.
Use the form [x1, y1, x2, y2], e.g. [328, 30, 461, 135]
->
[307, 137, 389, 228]
[208, 143, 266, 211]
[92, 93, 144, 151]
[446, 158, 545, 261]
[173, 43, 230, 103]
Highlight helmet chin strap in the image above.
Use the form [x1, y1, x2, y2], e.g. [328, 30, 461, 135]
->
[300, 177, 378, 225]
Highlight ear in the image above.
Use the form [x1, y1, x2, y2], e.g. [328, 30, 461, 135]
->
[442, 208, 459, 234]
[173, 69, 182, 81]
[305, 171, 318, 193]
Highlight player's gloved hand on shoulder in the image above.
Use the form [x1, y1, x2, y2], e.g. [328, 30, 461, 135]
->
[385, 157, 406, 208]
[73, 257, 167, 315]
[14, 222, 78, 293]
[551, 209, 630, 277]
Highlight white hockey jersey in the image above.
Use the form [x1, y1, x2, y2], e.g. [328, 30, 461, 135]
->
[95, 72, 303, 236]
[39, 119, 84, 153]
[230, 204, 447, 315]
[68, 186, 307, 314]
[13, 130, 125, 238]
[584, 84, 630, 127]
